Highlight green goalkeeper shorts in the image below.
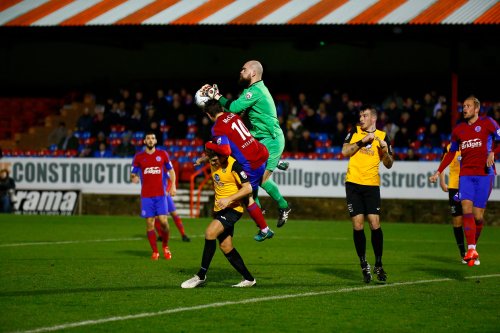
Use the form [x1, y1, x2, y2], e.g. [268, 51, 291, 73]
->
[259, 131, 285, 172]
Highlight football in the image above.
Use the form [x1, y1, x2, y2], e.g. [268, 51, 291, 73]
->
[195, 89, 209, 108]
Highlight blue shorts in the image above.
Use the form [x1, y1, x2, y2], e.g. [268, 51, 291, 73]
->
[246, 162, 267, 191]
[458, 175, 494, 209]
[141, 195, 169, 218]
[166, 195, 176, 212]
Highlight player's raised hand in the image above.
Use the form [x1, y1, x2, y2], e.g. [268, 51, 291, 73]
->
[207, 84, 221, 100]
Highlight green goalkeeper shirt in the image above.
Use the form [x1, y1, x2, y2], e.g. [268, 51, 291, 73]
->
[218, 80, 281, 140]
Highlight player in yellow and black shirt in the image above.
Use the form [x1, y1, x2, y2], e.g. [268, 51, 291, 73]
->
[342, 105, 394, 283]
[181, 147, 257, 288]
[439, 143, 468, 262]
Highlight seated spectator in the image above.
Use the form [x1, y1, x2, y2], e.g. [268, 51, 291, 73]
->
[114, 132, 136, 157]
[93, 142, 113, 158]
[331, 122, 348, 147]
[168, 113, 187, 139]
[128, 108, 143, 132]
[383, 121, 399, 142]
[91, 131, 107, 156]
[76, 107, 93, 132]
[285, 129, 299, 153]
[314, 104, 334, 134]
[297, 129, 315, 153]
[404, 148, 419, 161]
[393, 126, 413, 149]
[0, 169, 16, 213]
[91, 107, 110, 136]
[58, 129, 79, 151]
[423, 123, 442, 148]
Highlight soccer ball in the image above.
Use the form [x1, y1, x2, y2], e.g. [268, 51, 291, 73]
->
[195, 89, 209, 108]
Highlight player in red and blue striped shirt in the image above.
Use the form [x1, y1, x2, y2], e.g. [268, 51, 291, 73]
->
[430, 96, 500, 266]
[131, 131, 177, 260]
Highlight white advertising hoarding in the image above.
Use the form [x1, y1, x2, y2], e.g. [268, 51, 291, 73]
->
[1, 158, 499, 200]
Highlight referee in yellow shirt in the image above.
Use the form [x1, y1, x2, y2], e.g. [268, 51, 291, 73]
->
[342, 105, 394, 283]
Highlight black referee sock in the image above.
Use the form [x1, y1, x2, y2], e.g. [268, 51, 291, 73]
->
[453, 226, 466, 257]
[353, 229, 366, 260]
[197, 239, 216, 280]
[371, 228, 383, 267]
[225, 248, 254, 281]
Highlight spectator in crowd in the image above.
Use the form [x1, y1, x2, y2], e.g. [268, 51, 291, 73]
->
[285, 129, 299, 153]
[198, 116, 212, 143]
[147, 121, 163, 144]
[76, 107, 93, 133]
[393, 126, 413, 149]
[404, 148, 419, 161]
[421, 92, 436, 123]
[0, 169, 15, 213]
[314, 103, 334, 134]
[91, 107, 109, 136]
[128, 107, 143, 132]
[152, 89, 170, 114]
[301, 105, 318, 132]
[58, 128, 79, 151]
[93, 142, 113, 158]
[423, 123, 442, 148]
[142, 106, 159, 132]
[383, 121, 399, 142]
[331, 122, 348, 147]
[168, 113, 187, 140]
[383, 99, 403, 121]
[91, 131, 107, 156]
[297, 129, 315, 153]
[409, 100, 426, 130]
[48, 122, 67, 147]
[114, 132, 136, 157]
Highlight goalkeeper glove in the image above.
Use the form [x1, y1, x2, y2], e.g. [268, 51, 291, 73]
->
[207, 84, 221, 100]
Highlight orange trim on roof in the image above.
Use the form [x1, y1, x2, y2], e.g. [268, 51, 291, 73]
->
[171, 0, 235, 25]
[60, 0, 129, 26]
[410, 0, 468, 25]
[288, 0, 348, 24]
[474, 2, 500, 24]
[229, 0, 290, 25]
[0, 0, 23, 13]
[116, 0, 179, 25]
[349, 0, 407, 25]
[5, 0, 74, 26]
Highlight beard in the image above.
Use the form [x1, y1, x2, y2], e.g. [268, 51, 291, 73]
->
[238, 75, 251, 87]
[146, 143, 155, 150]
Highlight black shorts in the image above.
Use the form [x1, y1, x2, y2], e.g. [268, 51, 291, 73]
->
[213, 208, 242, 242]
[448, 188, 462, 217]
[345, 182, 381, 217]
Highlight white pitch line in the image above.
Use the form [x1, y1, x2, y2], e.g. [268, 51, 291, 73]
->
[0, 236, 206, 248]
[11, 274, 500, 333]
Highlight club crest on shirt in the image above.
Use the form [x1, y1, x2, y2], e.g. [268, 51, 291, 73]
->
[156, 156, 161, 162]
[475, 126, 481, 132]
[245, 92, 252, 100]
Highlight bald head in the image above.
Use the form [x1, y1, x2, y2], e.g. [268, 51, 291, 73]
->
[239, 60, 263, 86]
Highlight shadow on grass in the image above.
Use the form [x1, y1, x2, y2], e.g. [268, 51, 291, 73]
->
[413, 267, 467, 280]
[0, 284, 179, 297]
[315, 266, 360, 282]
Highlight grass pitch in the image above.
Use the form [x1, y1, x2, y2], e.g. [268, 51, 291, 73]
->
[0, 215, 499, 333]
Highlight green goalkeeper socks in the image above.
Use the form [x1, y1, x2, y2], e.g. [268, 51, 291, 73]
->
[261, 178, 288, 209]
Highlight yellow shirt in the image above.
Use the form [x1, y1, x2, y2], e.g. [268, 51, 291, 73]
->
[211, 156, 246, 213]
[345, 126, 391, 186]
[443, 143, 461, 189]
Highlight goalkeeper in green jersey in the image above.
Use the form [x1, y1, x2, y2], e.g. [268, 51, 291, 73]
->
[201, 60, 291, 227]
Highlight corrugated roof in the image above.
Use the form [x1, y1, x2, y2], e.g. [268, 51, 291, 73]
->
[0, 0, 498, 26]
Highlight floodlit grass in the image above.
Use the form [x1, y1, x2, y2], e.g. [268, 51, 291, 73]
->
[0, 215, 499, 333]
